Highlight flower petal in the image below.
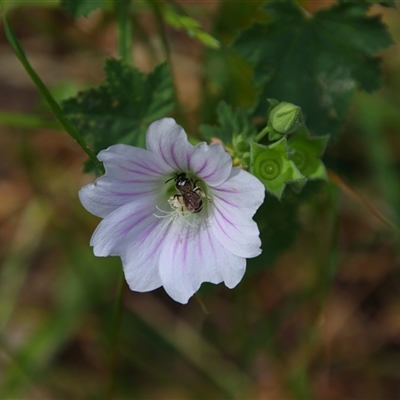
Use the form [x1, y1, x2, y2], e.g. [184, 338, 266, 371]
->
[146, 118, 232, 186]
[189, 142, 232, 187]
[146, 118, 195, 171]
[80, 144, 172, 218]
[210, 168, 265, 258]
[158, 221, 246, 304]
[89, 197, 172, 292]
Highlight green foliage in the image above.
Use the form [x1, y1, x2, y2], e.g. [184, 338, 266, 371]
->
[339, 0, 396, 8]
[200, 101, 257, 168]
[288, 127, 329, 181]
[164, 7, 220, 49]
[233, 0, 394, 136]
[61, 0, 106, 18]
[288, 127, 328, 192]
[251, 139, 304, 199]
[213, 0, 267, 45]
[200, 101, 256, 143]
[62, 59, 174, 171]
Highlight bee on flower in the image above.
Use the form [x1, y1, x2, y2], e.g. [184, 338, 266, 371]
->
[79, 118, 264, 304]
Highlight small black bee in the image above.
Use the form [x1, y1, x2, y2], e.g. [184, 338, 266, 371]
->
[165, 172, 211, 213]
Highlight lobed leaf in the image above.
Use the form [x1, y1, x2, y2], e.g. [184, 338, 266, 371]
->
[233, 0, 394, 136]
[62, 59, 174, 171]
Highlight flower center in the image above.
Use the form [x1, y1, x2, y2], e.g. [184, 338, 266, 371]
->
[163, 171, 212, 214]
[154, 172, 212, 228]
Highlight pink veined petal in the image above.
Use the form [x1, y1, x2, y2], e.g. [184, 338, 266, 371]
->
[90, 197, 158, 257]
[99, 143, 172, 177]
[158, 220, 246, 304]
[79, 180, 160, 219]
[209, 168, 264, 258]
[80, 144, 172, 218]
[89, 197, 170, 291]
[211, 168, 265, 212]
[189, 142, 233, 187]
[146, 118, 233, 185]
[145, 118, 196, 171]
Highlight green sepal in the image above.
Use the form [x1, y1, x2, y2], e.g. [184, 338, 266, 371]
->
[266, 98, 280, 116]
[267, 128, 282, 142]
[288, 127, 329, 181]
[250, 138, 304, 200]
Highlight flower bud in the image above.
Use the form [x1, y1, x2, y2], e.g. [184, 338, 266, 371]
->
[269, 102, 303, 135]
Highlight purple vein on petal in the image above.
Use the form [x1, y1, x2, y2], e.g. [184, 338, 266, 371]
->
[181, 226, 189, 266]
[202, 166, 218, 180]
[216, 209, 238, 230]
[157, 139, 170, 166]
[214, 208, 238, 236]
[118, 163, 162, 176]
[107, 190, 156, 197]
[171, 232, 181, 264]
[121, 213, 150, 237]
[195, 159, 207, 175]
[212, 193, 240, 209]
[137, 222, 170, 264]
[197, 226, 204, 262]
[212, 186, 239, 194]
[205, 225, 217, 261]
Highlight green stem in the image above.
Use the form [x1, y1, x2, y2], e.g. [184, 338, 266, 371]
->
[3, 15, 104, 174]
[255, 125, 269, 142]
[114, 0, 132, 64]
[0, 111, 60, 130]
[105, 269, 126, 400]
[148, 0, 186, 127]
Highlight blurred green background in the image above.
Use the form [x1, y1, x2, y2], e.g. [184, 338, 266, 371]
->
[1, 1, 400, 399]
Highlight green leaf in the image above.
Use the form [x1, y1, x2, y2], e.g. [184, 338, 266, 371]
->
[164, 7, 220, 49]
[213, 0, 267, 45]
[62, 59, 174, 171]
[200, 101, 257, 143]
[233, 1, 394, 136]
[61, 0, 106, 18]
[288, 127, 329, 181]
[250, 139, 304, 199]
[339, 0, 396, 9]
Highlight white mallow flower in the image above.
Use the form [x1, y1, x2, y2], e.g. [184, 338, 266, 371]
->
[79, 118, 265, 304]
